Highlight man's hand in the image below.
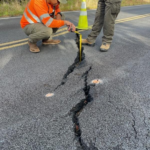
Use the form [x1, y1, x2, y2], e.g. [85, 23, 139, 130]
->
[64, 20, 76, 32]
[56, 14, 62, 20]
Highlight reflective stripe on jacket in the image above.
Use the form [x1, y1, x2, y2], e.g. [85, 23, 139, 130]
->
[20, 0, 64, 28]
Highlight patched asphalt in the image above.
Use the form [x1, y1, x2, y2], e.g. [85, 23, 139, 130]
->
[0, 4, 150, 150]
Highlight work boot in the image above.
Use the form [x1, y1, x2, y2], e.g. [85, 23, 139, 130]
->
[28, 41, 40, 53]
[82, 39, 95, 46]
[100, 43, 111, 52]
[42, 39, 61, 45]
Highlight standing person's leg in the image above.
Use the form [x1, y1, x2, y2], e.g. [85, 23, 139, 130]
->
[23, 23, 53, 52]
[82, 0, 105, 45]
[100, 0, 121, 51]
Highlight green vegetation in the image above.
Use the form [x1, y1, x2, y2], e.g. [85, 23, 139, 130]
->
[122, 0, 150, 6]
[0, 0, 28, 17]
[0, 0, 150, 17]
[60, 0, 97, 11]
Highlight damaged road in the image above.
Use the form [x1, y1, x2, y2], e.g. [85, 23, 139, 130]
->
[1, 4, 150, 150]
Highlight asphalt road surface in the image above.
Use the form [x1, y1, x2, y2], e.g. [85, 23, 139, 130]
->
[0, 4, 150, 150]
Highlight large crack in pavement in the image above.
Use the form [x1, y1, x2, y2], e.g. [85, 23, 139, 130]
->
[70, 66, 99, 150]
[53, 43, 98, 149]
[51, 43, 150, 149]
[54, 50, 85, 91]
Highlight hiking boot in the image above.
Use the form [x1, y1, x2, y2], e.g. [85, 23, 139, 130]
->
[82, 39, 95, 46]
[42, 39, 61, 45]
[28, 41, 40, 53]
[100, 43, 110, 52]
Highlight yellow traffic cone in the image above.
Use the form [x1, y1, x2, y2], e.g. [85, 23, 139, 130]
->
[77, 0, 89, 30]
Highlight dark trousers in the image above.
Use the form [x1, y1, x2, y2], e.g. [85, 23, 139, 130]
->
[87, 0, 122, 44]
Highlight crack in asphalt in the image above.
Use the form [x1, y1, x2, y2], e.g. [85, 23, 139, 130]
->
[52, 44, 98, 149]
[70, 66, 98, 150]
[132, 118, 137, 140]
[52, 49, 150, 149]
[54, 50, 85, 91]
[120, 100, 150, 150]
[130, 111, 138, 140]
[121, 105, 139, 143]
[108, 95, 140, 146]
[108, 89, 139, 142]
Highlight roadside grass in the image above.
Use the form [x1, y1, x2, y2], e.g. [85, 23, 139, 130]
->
[0, 0, 150, 17]
[122, 0, 150, 6]
[60, 0, 97, 11]
[0, 0, 28, 17]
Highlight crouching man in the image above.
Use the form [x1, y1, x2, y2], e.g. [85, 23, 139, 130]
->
[20, 0, 76, 53]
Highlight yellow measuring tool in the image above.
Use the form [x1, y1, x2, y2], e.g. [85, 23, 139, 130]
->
[74, 30, 83, 62]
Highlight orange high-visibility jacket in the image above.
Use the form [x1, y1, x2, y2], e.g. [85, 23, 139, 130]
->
[20, 0, 64, 29]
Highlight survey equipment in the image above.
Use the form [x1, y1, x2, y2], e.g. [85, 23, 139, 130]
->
[74, 29, 84, 62]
